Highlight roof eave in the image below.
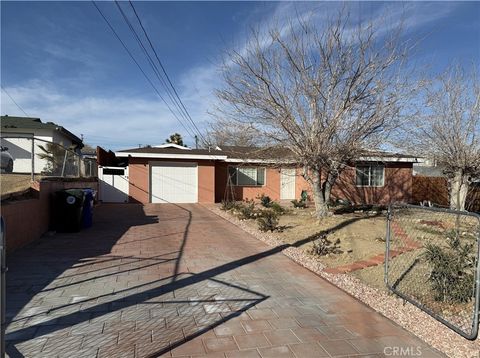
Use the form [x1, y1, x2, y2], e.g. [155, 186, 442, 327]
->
[115, 152, 227, 160]
[224, 158, 295, 164]
[358, 156, 422, 163]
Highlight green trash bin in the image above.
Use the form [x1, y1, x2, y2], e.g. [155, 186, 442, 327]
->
[52, 189, 85, 232]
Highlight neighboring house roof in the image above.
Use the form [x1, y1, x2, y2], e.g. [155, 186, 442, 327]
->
[1, 115, 83, 147]
[116, 144, 420, 163]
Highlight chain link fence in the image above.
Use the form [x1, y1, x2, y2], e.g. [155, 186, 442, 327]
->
[1, 136, 97, 195]
[385, 204, 480, 339]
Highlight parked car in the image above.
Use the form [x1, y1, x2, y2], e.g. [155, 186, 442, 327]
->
[0, 146, 14, 173]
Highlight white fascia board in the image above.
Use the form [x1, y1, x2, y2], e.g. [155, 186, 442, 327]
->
[225, 158, 296, 164]
[358, 156, 422, 163]
[226, 157, 421, 164]
[115, 152, 227, 160]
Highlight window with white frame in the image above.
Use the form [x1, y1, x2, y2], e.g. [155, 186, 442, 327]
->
[356, 164, 385, 187]
[228, 166, 265, 186]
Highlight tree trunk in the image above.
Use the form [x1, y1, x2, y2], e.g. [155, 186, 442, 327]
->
[449, 170, 469, 211]
[310, 169, 329, 218]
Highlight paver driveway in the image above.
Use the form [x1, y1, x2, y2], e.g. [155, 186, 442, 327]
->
[6, 204, 444, 358]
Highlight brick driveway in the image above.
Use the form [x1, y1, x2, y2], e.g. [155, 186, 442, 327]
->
[6, 204, 444, 357]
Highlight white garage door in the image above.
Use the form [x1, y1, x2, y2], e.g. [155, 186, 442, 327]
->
[150, 162, 198, 203]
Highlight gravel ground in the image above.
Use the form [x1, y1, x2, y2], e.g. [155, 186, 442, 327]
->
[206, 205, 480, 358]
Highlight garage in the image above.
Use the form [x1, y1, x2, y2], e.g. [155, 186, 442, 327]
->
[150, 162, 198, 203]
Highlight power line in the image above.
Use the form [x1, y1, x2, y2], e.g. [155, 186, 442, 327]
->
[113, 1, 199, 139]
[1, 86, 29, 116]
[127, 0, 207, 145]
[91, 1, 197, 139]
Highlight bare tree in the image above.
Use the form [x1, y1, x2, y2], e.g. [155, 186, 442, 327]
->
[408, 65, 480, 211]
[214, 11, 411, 217]
[207, 118, 262, 147]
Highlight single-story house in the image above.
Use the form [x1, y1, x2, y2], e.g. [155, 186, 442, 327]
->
[1, 115, 84, 173]
[108, 144, 420, 205]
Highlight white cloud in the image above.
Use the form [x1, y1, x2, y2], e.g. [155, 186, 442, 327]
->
[1, 2, 461, 153]
[0, 82, 200, 151]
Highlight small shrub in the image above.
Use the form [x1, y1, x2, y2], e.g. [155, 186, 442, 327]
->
[269, 202, 286, 215]
[257, 210, 279, 232]
[221, 200, 238, 211]
[237, 199, 256, 220]
[308, 233, 343, 256]
[291, 199, 307, 209]
[258, 194, 272, 208]
[423, 230, 475, 303]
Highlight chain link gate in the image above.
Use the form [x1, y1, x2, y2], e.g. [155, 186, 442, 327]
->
[385, 204, 480, 340]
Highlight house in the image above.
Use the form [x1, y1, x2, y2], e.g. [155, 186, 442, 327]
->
[107, 143, 420, 205]
[1, 115, 84, 173]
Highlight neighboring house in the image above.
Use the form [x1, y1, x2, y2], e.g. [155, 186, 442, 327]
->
[1, 115, 83, 174]
[109, 143, 420, 205]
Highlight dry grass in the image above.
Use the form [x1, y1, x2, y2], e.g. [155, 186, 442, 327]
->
[0, 174, 34, 196]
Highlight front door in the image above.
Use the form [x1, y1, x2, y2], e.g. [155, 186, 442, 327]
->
[280, 168, 296, 200]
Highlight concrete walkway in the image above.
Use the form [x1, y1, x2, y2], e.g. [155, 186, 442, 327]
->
[6, 204, 444, 357]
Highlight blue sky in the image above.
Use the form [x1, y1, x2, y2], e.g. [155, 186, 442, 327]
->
[1, 1, 479, 151]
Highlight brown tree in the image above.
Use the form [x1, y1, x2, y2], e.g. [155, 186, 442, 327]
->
[408, 65, 480, 211]
[214, 11, 411, 217]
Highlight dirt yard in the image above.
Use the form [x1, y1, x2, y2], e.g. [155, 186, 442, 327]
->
[235, 205, 388, 268]
[277, 208, 387, 267]
[0, 173, 35, 196]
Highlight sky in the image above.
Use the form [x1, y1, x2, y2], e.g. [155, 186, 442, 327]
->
[1, 1, 479, 151]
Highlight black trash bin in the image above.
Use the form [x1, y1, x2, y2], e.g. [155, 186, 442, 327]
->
[52, 189, 85, 232]
[82, 189, 94, 229]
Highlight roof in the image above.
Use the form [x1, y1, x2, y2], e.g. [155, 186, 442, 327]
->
[218, 146, 295, 161]
[219, 146, 420, 162]
[116, 144, 420, 163]
[153, 143, 191, 150]
[116, 146, 227, 160]
[1, 115, 83, 147]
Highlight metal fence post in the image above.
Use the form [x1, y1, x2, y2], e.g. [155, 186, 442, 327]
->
[61, 150, 68, 177]
[384, 205, 392, 285]
[0, 217, 6, 358]
[30, 138, 35, 182]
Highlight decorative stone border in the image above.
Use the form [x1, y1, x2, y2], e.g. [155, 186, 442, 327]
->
[324, 221, 421, 274]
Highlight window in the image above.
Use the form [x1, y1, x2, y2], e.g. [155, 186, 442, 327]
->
[356, 165, 384, 187]
[228, 166, 265, 186]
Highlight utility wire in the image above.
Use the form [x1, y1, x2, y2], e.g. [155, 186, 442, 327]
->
[1, 86, 29, 117]
[127, 0, 207, 145]
[91, 1, 196, 139]
[113, 1, 199, 139]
